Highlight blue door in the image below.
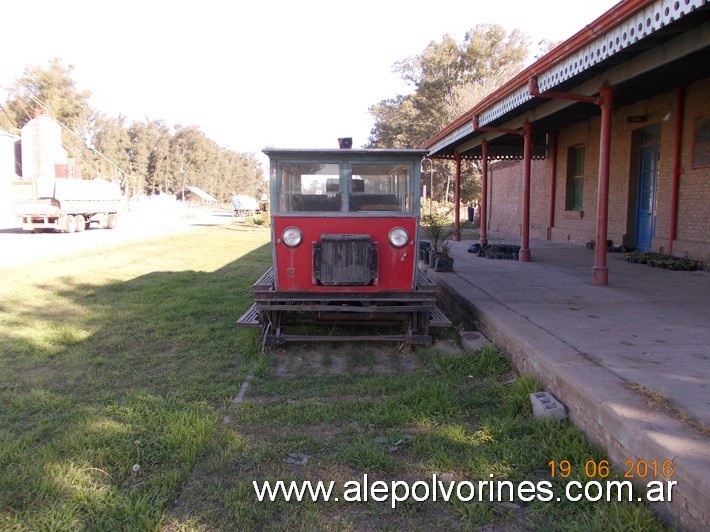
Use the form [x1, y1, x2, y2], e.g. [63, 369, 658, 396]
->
[635, 135, 659, 252]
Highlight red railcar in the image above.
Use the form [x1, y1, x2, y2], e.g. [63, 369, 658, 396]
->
[238, 147, 449, 346]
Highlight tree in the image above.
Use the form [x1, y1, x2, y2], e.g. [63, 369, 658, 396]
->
[127, 119, 172, 195]
[2, 59, 265, 200]
[87, 113, 132, 187]
[169, 126, 220, 199]
[0, 59, 93, 162]
[128, 122, 151, 197]
[367, 95, 422, 149]
[368, 25, 530, 205]
[218, 150, 264, 201]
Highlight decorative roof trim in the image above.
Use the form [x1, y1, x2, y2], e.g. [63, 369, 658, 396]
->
[430, 154, 547, 161]
[479, 0, 706, 126]
[424, 0, 707, 153]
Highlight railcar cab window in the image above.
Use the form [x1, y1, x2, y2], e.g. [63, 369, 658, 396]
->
[278, 162, 411, 213]
[279, 163, 342, 212]
[350, 164, 409, 212]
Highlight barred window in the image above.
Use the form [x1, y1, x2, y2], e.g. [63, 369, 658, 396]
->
[566, 145, 585, 211]
[692, 115, 710, 168]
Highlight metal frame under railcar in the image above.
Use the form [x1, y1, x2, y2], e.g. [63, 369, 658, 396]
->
[238, 267, 450, 346]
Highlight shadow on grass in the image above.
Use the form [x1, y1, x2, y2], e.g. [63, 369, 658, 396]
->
[0, 227, 270, 530]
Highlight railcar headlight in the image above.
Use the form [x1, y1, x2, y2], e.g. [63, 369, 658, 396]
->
[388, 227, 409, 248]
[281, 226, 303, 247]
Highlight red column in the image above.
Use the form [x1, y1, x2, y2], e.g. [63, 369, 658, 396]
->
[454, 153, 461, 241]
[668, 87, 685, 256]
[480, 141, 489, 246]
[592, 85, 615, 286]
[519, 121, 532, 262]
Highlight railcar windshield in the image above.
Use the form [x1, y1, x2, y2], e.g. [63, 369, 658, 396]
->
[279, 163, 341, 212]
[350, 164, 409, 212]
[277, 162, 412, 213]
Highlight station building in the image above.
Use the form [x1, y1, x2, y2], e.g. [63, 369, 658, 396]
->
[423, 0, 710, 284]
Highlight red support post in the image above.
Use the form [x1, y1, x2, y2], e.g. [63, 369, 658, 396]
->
[669, 87, 685, 256]
[454, 153, 461, 241]
[592, 85, 615, 286]
[519, 121, 532, 262]
[480, 141, 489, 246]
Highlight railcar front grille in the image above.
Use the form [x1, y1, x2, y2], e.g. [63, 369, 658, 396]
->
[313, 234, 378, 286]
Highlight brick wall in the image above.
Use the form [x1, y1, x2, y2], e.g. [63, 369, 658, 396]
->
[674, 79, 710, 262]
[487, 160, 520, 236]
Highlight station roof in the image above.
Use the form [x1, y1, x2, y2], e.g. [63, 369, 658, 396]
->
[182, 186, 217, 202]
[263, 148, 429, 158]
[423, 0, 710, 160]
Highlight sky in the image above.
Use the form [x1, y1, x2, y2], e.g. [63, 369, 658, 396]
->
[1, 0, 619, 168]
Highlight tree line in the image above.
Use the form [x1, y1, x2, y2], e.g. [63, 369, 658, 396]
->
[1, 26, 542, 206]
[0, 59, 264, 202]
[367, 24, 548, 206]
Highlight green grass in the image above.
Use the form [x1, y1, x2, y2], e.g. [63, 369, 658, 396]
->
[0, 224, 269, 530]
[167, 345, 668, 531]
[0, 224, 668, 530]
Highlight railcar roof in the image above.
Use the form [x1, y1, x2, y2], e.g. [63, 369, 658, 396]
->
[262, 148, 429, 158]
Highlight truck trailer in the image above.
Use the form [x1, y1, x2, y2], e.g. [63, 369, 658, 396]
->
[14, 177, 125, 233]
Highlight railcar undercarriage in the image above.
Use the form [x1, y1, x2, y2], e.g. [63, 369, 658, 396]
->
[237, 268, 451, 348]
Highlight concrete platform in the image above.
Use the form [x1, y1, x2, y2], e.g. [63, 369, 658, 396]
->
[426, 235, 709, 530]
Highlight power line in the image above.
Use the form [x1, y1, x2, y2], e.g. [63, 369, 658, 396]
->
[0, 102, 20, 133]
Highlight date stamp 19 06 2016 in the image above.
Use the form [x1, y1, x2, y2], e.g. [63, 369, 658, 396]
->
[548, 459, 674, 479]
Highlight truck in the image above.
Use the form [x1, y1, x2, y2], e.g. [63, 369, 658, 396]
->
[231, 194, 260, 217]
[13, 177, 125, 233]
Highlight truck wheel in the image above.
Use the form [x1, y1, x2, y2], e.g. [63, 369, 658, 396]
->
[75, 215, 86, 232]
[64, 215, 77, 233]
[106, 214, 118, 229]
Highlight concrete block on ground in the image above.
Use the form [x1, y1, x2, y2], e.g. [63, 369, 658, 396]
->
[432, 339, 463, 356]
[530, 391, 567, 422]
[459, 330, 491, 352]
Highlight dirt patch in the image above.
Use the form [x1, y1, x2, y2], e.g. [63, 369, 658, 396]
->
[270, 343, 422, 377]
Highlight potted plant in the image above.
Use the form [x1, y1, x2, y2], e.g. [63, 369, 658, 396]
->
[434, 240, 454, 272]
[419, 240, 431, 262]
[422, 212, 453, 262]
[428, 247, 439, 268]
[422, 212, 453, 257]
